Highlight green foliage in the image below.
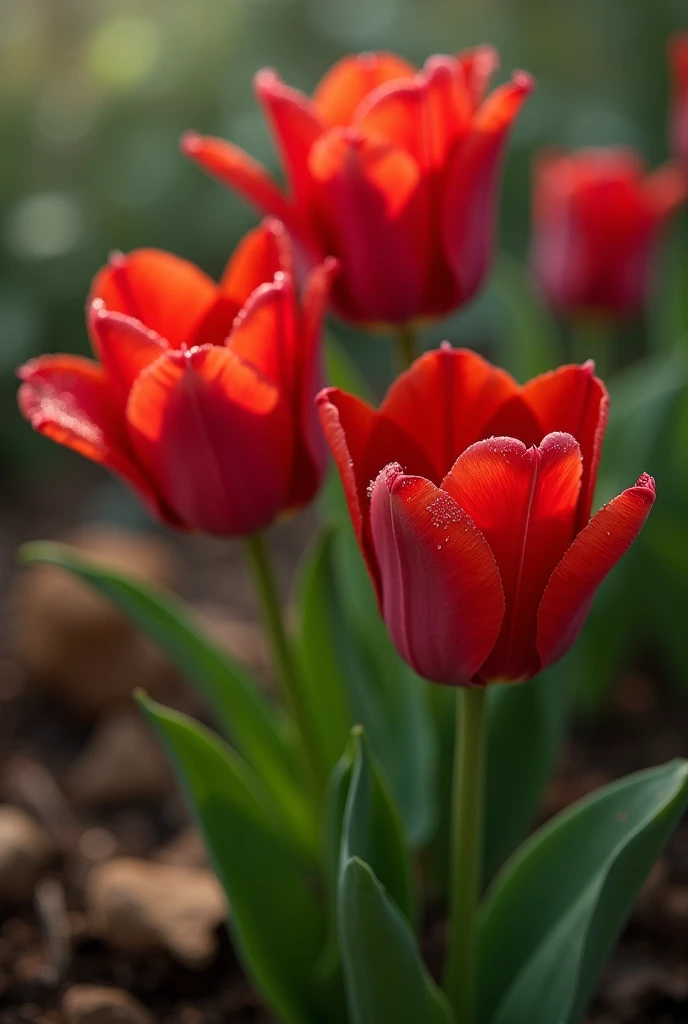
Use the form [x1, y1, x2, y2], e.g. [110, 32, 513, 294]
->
[478, 759, 688, 1024]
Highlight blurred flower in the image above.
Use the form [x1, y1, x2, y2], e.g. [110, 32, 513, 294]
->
[668, 33, 688, 171]
[183, 48, 533, 327]
[318, 346, 654, 685]
[531, 148, 686, 318]
[18, 221, 336, 536]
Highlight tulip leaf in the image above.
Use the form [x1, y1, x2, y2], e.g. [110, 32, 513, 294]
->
[339, 727, 414, 923]
[138, 695, 327, 1024]
[492, 253, 564, 381]
[339, 858, 454, 1024]
[483, 663, 571, 877]
[326, 331, 375, 401]
[478, 758, 688, 1024]
[20, 541, 313, 850]
[297, 522, 437, 846]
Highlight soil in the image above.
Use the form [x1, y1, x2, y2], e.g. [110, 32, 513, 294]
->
[1, 465, 687, 1023]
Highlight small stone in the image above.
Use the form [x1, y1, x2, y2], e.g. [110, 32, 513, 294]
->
[68, 711, 170, 807]
[0, 806, 53, 905]
[62, 985, 154, 1024]
[86, 858, 226, 969]
[154, 828, 207, 869]
[14, 524, 179, 718]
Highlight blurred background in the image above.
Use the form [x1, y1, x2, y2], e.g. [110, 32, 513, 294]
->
[2, 0, 687, 470]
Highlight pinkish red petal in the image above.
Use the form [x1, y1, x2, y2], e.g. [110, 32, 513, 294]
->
[312, 52, 416, 127]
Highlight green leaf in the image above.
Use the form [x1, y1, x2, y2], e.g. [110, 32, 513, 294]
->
[21, 541, 313, 850]
[339, 858, 454, 1024]
[326, 331, 375, 401]
[340, 727, 413, 923]
[297, 522, 437, 847]
[138, 695, 328, 1024]
[478, 759, 688, 1024]
[483, 664, 571, 878]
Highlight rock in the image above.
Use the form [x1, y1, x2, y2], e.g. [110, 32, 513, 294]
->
[0, 805, 53, 905]
[14, 523, 179, 717]
[154, 827, 207, 869]
[68, 710, 170, 807]
[86, 858, 226, 969]
[63, 985, 154, 1024]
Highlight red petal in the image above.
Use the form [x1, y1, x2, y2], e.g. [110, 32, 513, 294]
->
[88, 302, 168, 401]
[126, 345, 293, 535]
[317, 386, 438, 593]
[285, 256, 338, 509]
[369, 464, 504, 685]
[442, 432, 582, 681]
[17, 354, 177, 524]
[255, 70, 323, 208]
[89, 249, 218, 351]
[644, 163, 687, 221]
[308, 127, 425, 323]
[220, 219, 291, 307]
[312, 52, 415, 127]
[537, 474, 656, 667]
[521, 361, 609, 528]
[227, 278, 298, 393]
[442, 72, 533, 303]
[457, 45, 500, 110]
[181, 131, 292, 223]
[379, 344, 520, 482]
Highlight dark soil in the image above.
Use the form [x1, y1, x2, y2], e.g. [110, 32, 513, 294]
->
[1, 465, 687, 1023]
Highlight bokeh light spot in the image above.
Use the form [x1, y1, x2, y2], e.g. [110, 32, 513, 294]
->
[85, 15, 161, 92]
[5, 193, 85, 260]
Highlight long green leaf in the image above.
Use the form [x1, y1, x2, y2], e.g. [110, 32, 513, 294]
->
[139, 695, 328, 1024]
[21, 541, 313, 848]
[478, 759, 688, 1024]
[339, 858, 454, 1024]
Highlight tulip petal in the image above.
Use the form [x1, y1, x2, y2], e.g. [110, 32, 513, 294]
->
[227, 278, 298, 393]
[286, 256, 338, 509]
[89, 249, 218, 351]
[220, 219, 291, 307]
[126, 345, 293, 535]
[369, 464, 504, 686]
[308, 127, 425, 323]
[88, 302, 168, 401]
[644, 163, 688, 221]
[17, 354, 177, 524]
[380, 344, 520, 481]
[255, 71, 323, 208]
[442, 432, 582, 681]
[312, 52, 416, 127]
[457, 45, 500, 110]
[181, 131, 292, 223]
[520, 361, 608, 528]
[537, 474, 656, 668]
[442, 72, 533, 303]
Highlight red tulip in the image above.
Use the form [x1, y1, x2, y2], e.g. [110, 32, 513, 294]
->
[318, 346, 655, 685]
[531, 148, 686, 318]
[18, 221, 336, 536]
[669, 33, 688, 170]
[182, 49, 533, 327]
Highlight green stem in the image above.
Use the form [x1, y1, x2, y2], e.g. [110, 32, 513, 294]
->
[244, 532, 323, 795]
[394, 322, 420, 372]
[443, 686, 487, 1023]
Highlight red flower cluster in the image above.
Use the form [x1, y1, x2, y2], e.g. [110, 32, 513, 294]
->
[531, 149, 685, 317]
[318, 347, 655, 686]
[19, 222, 335, 536]
[669, 33, 688, 171]
[183, 49, 533, 326]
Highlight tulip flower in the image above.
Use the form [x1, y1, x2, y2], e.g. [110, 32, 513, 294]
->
[531, 148, 686, 318]
[18, 221, 336, 536]
[182, 48, 533, 327]
[318, 345, 655, 685]
[669, 33, 688, 170]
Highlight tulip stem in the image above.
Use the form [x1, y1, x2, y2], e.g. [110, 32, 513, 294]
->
[394, 322, 419, 372]
[244, 532, 323, 796]
[444, 685, 486, 1023]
